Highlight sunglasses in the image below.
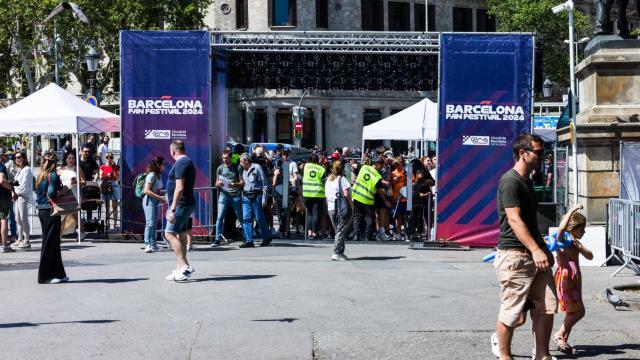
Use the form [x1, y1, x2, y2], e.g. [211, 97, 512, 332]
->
[106, 156, 113, 159]
[15, 156, 23, 159]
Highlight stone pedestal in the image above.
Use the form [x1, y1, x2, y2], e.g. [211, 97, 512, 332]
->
[557, 42, 640, 224]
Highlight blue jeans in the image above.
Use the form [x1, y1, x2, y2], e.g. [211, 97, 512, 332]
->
[242, 194, 271, 244]
[215, 192, 243, 241]
[165, 205, 195, 234]
[142, 197, 158, 246]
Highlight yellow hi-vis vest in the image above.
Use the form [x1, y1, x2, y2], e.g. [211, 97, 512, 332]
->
[302, 163, 326, 198]
[352, 165, 381, 205]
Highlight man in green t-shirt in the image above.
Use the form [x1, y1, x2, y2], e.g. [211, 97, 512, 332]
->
[213, 150, 244, 247]
[492, 134, 557, 360]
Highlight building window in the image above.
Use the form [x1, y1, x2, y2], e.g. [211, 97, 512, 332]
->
[476, 9, 496, 32]
[253, 109, 268, 143]
[361, 0, 384, 31]
[388, 2, 410, 31]
[241, 109, 247, 143]
[236, 0, 248, 29]
[316, 0, 328, 28]
[363, 109, 383, 150]
[453, 7, 473, 32]
[276, 109, 293, 143]
[269, 0, 297, 27]
[301, 109, 315, 149]
[414, 4, 435, 31]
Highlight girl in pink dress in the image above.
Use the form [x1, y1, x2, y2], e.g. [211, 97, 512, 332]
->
[553, 203, 593, 354]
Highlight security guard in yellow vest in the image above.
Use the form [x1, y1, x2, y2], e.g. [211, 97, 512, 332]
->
[350, 158, 385, 241]
[302, 154, 326, 239]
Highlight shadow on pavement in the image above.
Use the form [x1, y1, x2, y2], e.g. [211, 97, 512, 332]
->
[270, 243, 324, 248]
[190, 247, 238, 252]
[60, 245, 96, 251]
[573, 344, 640, 358]
[349, 256, 406, 261]
[252, 318, 298, 323]
[0, 319, 119, 328]
[68, 278, 148, 284]
[190, 275, 276, 282]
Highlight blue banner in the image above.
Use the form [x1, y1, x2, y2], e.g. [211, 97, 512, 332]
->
[120, 31, 212, 234]
[436, 33, 534, 246]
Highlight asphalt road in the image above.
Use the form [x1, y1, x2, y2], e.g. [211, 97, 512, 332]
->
[1, 239, 639, 360]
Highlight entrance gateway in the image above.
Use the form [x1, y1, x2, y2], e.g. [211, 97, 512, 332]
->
[120, 31, 534, 247]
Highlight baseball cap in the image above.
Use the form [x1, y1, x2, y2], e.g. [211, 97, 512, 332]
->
[330, 152, 340, 160]
[383, 150, 394, 158]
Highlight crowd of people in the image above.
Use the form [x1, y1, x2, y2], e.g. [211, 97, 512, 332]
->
[190, 143, 439, 260]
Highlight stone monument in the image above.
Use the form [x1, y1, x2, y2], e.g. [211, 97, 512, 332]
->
[556, 1, 640, 224]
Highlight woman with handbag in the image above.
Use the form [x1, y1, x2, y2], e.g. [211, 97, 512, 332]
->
[35, 152, 69, 284]
[324, 160, 353, 261]
[99, 152, 121, 231]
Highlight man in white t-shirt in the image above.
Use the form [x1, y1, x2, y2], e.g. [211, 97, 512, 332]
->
[97, 135, 110, 165]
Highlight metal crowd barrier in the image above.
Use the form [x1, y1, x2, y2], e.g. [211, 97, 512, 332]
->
[157, 187, 217, 241]
[605, 198, 640, 276]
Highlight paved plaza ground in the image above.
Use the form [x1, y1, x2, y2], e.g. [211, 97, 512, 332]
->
[1, 236, 639, 360]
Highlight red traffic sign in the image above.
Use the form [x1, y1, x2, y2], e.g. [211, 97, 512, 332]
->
[294, 121, 303, 131]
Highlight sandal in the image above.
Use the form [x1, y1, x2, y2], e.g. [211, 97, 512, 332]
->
[553, 334, 575, 354]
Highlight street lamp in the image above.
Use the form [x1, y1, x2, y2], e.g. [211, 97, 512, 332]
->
[42, 2, 90, 85]
[85, 46, 99, 96]
[543, 78, 553, 98]
[552, 0, 578, 206]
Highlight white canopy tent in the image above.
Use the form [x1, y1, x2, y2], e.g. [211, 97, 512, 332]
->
[361, 97, 438, 156]
[0, 83, 120, 242]
[0, 83, 119, 134]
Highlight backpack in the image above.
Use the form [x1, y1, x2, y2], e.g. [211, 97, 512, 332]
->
[133, 173, 148, 198]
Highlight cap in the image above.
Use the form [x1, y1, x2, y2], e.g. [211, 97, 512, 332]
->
[383, 150, 394, 158]
[330, 153, 340, 160]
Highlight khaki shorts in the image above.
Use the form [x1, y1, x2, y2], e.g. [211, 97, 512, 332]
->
[494, 249, 558, 327]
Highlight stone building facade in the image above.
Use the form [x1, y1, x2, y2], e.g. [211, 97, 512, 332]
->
[204, 0, 495, 151]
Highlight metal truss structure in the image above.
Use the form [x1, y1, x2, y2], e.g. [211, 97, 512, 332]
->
[211, 31, 439, 91]
[211, 31, 439, 54]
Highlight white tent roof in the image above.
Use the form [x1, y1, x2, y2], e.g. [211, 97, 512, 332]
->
[362, 98, 438, 141]
[0, 83, 119, 134]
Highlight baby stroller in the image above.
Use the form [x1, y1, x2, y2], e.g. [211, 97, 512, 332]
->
[81, 181, 105, 236]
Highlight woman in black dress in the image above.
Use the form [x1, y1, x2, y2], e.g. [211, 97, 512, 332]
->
[35, 152, 69, 284]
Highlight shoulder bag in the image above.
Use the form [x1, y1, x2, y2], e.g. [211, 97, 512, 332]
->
[335, 176, 351, 221]
[48, 174, 80, 216]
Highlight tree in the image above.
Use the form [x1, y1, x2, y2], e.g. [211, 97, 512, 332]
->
[487, 0, 591, 91]
[0, 0, 213, 101]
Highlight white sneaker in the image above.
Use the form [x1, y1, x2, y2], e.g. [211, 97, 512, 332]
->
[144, 245, 153, 253]
[491, 332, 500, 358]
[165, 269, 179, 281]
[174, 265, 195, 282]
[331, 253, 348, 261]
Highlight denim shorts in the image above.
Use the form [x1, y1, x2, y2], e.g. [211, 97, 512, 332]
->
[164, 205, 195, 234]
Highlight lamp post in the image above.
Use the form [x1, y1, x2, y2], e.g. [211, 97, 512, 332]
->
[563, 37, 589, 98]
[293, 88, 310, 147]
[552, 0, 578, 206]
[42, 2, 90, 85]
[84, 46, 99, 97]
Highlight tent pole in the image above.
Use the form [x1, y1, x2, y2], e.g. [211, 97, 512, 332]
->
[74, 134, 82, 243]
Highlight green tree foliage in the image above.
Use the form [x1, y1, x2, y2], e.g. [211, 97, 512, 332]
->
[0, 0, 212, 100]
[487, 0, 591, 90]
